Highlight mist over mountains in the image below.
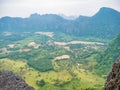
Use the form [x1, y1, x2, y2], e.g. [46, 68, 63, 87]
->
[0, 7, 120, 39]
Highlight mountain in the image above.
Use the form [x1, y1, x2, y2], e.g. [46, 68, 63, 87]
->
[95, 33, 120, 75]
[0, 13, 67, 33]
[73, 7, 120, 39]
[93, 7, 120, 22]
[0, 7, 120, 39]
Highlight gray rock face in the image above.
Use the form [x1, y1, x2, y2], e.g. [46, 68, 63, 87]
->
[0, 71, 34, 90]
[105, 57, 120, 90]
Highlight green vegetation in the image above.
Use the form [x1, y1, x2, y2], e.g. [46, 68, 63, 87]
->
[0, 58, 104, 90]
[36, 80, 46, 87]
[95, 33, 120, 75]
[0, 32, 113, 90]
[0, 7, 119, 89]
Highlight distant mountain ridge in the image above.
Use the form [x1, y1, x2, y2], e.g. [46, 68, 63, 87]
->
[0, 7, 120, 39]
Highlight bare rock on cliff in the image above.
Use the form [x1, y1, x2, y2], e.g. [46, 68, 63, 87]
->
[0, 71, 34, 90]
[105, 57, 120, 90]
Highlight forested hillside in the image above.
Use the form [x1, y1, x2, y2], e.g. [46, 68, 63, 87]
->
[0, 7, 120, 39]
[95, 33, 120, 75]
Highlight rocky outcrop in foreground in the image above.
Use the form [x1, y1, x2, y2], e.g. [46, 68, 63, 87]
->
[0, 71, 34, 90]
[105, 57, 120, 90]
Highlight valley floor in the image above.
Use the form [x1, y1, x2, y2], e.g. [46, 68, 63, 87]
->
[0, 32, 107, 90]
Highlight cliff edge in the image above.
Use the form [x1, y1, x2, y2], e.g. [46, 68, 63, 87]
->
[0, 71, 34, 90]
[105, 56, 120, 90]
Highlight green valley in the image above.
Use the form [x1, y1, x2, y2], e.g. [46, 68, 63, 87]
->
[0, 7, 120, 90]
[0, 32, 106, 90]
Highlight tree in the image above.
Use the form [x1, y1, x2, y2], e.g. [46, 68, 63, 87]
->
[36, 79, 45, 87]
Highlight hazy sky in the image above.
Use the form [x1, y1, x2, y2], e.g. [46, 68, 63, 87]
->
[0, 0, 120, 17]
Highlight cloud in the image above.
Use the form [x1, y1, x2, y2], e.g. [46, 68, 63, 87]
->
[0, 0, 120, 17]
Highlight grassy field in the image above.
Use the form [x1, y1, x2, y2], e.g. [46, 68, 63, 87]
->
[0, 58, 105, 90]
